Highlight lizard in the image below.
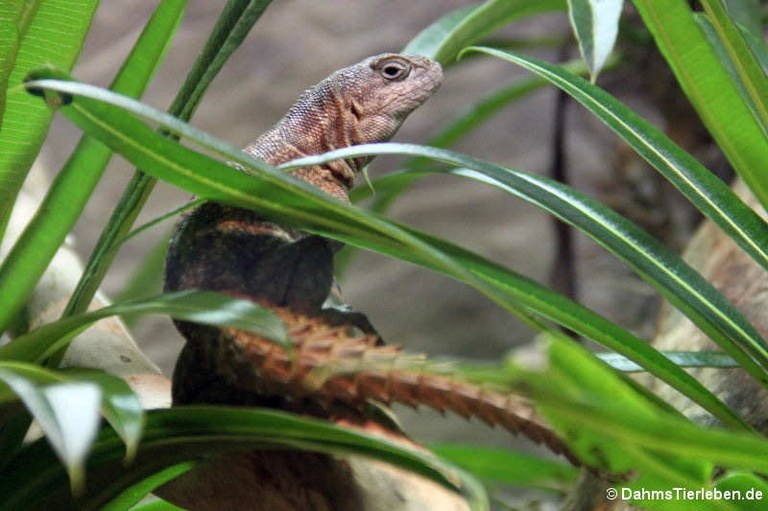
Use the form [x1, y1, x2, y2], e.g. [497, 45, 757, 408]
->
[164, 53, 572, 461]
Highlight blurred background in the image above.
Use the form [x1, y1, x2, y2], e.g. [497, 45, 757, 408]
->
[39, 1, 713, 449]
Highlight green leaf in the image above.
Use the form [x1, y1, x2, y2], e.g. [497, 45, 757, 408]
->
[61, 0, 274, 323]
[0, 362, 144, 465]
[123, 198, 204, 244]
[168, 0, 274, 122]
[715, 472, 768, 511]
[567, 0, 623, 80]
[444, 334, 768, 502]
[0, 0, 99, 236]
[403, 0, 566, 63]
[0, 290, 287, 363]
[0, 361, 64, 401]
[699, 0, 768, 134]
[429, 443, 578, 489]
[597, 351, 740, 372]
[103, 464, 193, 511]
[463, 47, 768, 277]
[723, 0, 763, 38]
[342, 60, 593, 255]
[0, 367, 101, 494]
[0, 0, 43, 122]
[0, 0, 187, 336]
[1, 406, 488, 511]
[515, 336, 724, 488]
[129, 498, 186, 511]
[22, 76, 748, 428]
[114, 238, 169, 307]
[402, 4, 476, 60]
[70, 370, 144, 462]
[286, 143, 768, 405]
[631, 0, 768, 210]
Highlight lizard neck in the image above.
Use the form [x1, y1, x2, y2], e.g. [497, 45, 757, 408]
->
[244, 81, 372, 196]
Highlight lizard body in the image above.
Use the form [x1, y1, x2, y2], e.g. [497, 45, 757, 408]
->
[164, 53, 572, 461]
[166, 54, 441, 322]
[165, 53, 442, 404]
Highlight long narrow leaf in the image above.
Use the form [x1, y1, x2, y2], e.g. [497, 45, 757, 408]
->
[101, 463, 193, 511]
[169, 0, 274, 122]
[699, 0, 768, 134]
[631, 0, 768, 209]
[464, 47, 768, 276]
[0, 363, 143, 463]
[285, 144, 768, 386]
[70, 370, 144, 462]
[21, 76, 750, 428]
[2, 407, 488, 511]
[129, 500, 185, 511]
[0, 291, 287, 363]
[0, 0, 99, 236]
[0, 368, 101, 493]
[403, 0, 566, 63]
[62, 0, 274, 321]
[598, 351, 740, 372]
[515, 335, 767, 502]
[0, 0, 43, 122]
[0, 0, 187, 335]
[567, 0, 623, 79]
[429, 443, 578, 489]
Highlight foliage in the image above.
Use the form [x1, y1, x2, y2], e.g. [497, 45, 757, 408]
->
[0, 0, 767, 509]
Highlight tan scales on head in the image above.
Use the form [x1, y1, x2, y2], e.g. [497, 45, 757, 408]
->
[244, 53, 442, 199]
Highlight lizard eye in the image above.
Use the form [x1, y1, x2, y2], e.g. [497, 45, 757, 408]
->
[376, 59, 410, 81]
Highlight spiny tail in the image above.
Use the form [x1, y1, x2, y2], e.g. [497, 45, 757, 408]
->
[219, 306, 577, 464]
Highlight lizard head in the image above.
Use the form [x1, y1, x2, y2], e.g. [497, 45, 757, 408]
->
[337, 53, 443, 144]
[247, 53, 442, 199]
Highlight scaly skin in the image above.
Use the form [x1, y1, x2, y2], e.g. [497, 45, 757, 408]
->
[165, 54, 573, 461]
[165, 54, 441, 316]
[166, 53, 442, 405]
